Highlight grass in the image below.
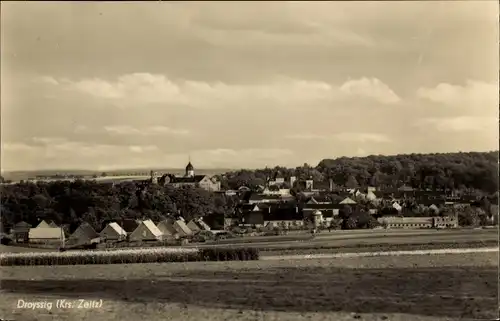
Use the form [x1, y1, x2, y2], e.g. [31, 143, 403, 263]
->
[0, 252, 497, 321]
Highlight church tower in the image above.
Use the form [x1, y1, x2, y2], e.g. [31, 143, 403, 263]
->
[185, 157, 194, 177]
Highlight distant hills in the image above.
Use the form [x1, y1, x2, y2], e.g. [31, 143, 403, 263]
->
[1, 168, 234, 182]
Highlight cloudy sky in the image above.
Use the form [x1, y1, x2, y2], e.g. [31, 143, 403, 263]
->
[1, 1, 498, 171]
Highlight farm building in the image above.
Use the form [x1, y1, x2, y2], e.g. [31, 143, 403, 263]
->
[129, 220, 163, 242]
[99, 222, 127, 241]
[67, 222, 99, 245]
[378, 216, 433, 229]
[186, 220, 201, 233]
[13, 221, 31, 243]
[157, 219, 178, 238]
[29, 227, 64, 244]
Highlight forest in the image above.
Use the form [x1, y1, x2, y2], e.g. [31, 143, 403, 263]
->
[218, 151, 498, 194]
[1, 151, 497, 232]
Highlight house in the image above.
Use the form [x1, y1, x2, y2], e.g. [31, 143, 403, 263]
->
[157, 219, 178, 238]
[99, 222, 127, 241]
[13, 221, 31, 243]
[129, 220, 163, 242]
[302, 203, 341, 218]
[29, 227, 64, 244]
[67, 222, 99, 245]
[160, 161, 221, 192]
[173, 219, 193, 237]
[186, 220, 201, 233]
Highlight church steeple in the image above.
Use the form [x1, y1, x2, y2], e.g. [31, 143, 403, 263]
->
[185, 156, 194, 177]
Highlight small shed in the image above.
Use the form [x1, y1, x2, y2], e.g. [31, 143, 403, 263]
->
[13, 221, 31, 243]
[129, 219, 163, 242]
[99, 222, 127, 241]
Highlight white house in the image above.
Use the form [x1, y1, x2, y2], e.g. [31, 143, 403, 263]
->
[129, 220, 163, 242]
[99, 222, 127, 241]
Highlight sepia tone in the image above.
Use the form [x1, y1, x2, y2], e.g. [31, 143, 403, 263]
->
[0, 2, 498, 321]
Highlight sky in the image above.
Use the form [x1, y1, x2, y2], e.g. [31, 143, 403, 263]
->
[1, 1, 498, 172]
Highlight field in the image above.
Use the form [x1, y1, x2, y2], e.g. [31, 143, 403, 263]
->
[0, 252, 497, 321]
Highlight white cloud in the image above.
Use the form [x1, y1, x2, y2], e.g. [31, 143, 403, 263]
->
[42, 73, 401, 108]
[414, 116, 498, 132]
[104, 125, 190, 136]
[416, 80, 498, 108]
[285, 132, 391, 143]
[340, 77, 401, 104]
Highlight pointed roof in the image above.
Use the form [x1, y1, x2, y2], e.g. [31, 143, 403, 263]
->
[186, 161, 194, 171]
[103, 222, 127, 236]
[36, 220, 51, 228]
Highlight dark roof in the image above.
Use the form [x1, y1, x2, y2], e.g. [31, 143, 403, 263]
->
[243, 212, 265, 225]
[170, 175, 206, 184]
[303, 203, 342, 210]
[186, 162, 194, 171]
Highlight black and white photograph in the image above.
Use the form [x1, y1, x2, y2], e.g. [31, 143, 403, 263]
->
[1, 1, 498, 320]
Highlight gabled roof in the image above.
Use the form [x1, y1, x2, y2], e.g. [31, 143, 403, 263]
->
[68, 222, 99, 242]
[36, 220, 51, 228]
[174, 220, 192, 235]
[339, 197, 357, 204]
[14, 221, 31, 230]
[104, 222, 127, 236]
[48, 221, 59, 228]
[141, 220, 163, 238]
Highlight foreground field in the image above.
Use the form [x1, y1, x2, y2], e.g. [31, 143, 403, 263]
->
[0, 252, 497, 321]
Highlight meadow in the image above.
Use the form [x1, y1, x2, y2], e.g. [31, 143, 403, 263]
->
[0, 252, 497, 321]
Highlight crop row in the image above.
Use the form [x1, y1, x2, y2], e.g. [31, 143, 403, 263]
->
[0, 247, 260, 266]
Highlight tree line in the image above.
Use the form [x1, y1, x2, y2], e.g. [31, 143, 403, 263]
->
[0, 180, 237, 233]
[1, 151, 497, 232]
[217, 151, 498, 194]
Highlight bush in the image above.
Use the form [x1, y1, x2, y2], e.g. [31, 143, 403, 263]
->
[198, 247, 260, 261]
[0, 247, 261, 266]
